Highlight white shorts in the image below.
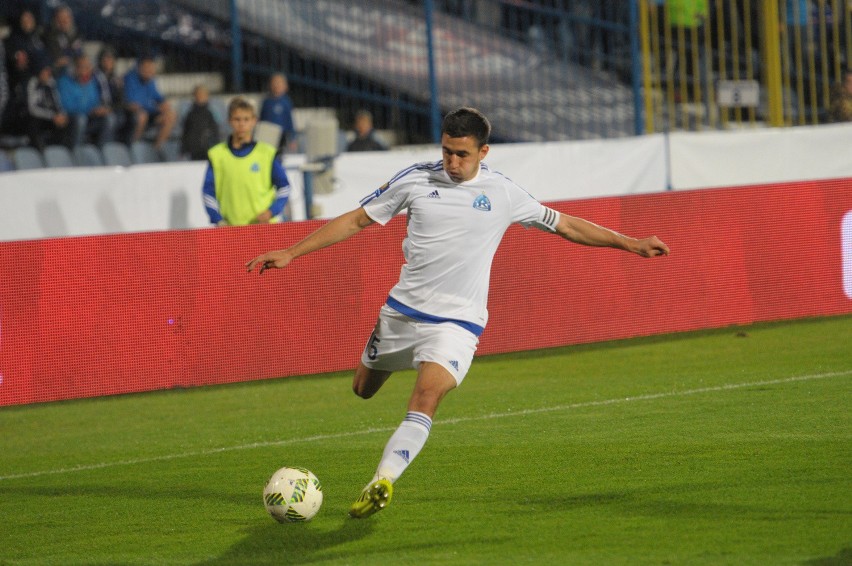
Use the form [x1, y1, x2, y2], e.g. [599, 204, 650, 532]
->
[360, 305, 479, 385]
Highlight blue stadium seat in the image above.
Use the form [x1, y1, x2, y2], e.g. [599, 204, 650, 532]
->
[159, 139, 183, 162]
[102, 142, 132, 167]
[130, 141, 161, 164]
[43, 145, 75, 168]
[12, 147, 46, 170]
[211, 97, 229, 136]
[0, 151, 14, 173]
[73, 144, 105, 167]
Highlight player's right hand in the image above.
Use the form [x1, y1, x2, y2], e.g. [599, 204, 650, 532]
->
[246, 250, 293, 274]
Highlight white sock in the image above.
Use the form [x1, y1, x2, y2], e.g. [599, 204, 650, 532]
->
[373, 411, 432, 484]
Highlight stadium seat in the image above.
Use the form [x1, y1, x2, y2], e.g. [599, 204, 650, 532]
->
[211, 97, 229, 136]
[101, 142, 132, 167]
[0, 151, 14, 173]
[12, 146, 46, 170]
[159, 139, 183, 162]
[43, 145, 76, 168]
[254, 120, 283, 148]
[130, 141, 161, 164]
[73, 144, 105, 167]
[337, 130, 349, 154]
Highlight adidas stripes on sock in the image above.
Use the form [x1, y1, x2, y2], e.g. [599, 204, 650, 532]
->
[374, 411, 432, 484]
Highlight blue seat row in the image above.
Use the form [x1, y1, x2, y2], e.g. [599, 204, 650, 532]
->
[0, 141, 183, 173]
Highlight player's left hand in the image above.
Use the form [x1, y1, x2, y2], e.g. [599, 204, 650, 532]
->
[255, 210, 273, 224]
[635, 236, 670, 257]
[246, 250, 293, 274]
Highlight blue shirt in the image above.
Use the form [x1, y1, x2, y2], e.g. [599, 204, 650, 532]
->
[57, 73, 103, 116]
[786, 0, 810, 25]
[123, 68, 164, 113]
[260, 94, 295, 136]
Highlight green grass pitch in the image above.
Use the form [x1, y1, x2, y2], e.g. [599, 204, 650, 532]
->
[1, 316, 850, 565]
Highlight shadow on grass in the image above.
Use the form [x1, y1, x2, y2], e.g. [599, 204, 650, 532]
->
[803, 547, 852, 566]
[477, 313, 852, 364]
[197, 518, 375, 565]
[517, 481, 812, 520]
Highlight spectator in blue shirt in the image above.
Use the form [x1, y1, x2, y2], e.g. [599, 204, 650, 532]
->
[123, 55, 176, 149]
[259, 73, 296, 154]
[57, 53, 116, 147]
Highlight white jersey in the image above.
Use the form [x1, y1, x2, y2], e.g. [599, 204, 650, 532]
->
[360, 160, 559, 335]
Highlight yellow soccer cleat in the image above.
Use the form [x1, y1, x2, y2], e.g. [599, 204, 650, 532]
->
[348, 478, 393, 518]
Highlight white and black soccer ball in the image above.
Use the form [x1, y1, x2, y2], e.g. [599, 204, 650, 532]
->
[263, 466, 323, 523]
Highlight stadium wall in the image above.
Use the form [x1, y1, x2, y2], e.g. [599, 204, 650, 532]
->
[3, 123, 852, 242]
[1, 178, 850, 406]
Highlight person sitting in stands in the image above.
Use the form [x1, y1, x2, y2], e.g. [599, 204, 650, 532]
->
[42, 3, 83, 74]
[346, 109, 388, 152]
[25, 55, 71, 150]
[259, 72, 296, 154]
[123, 54, 176, 150]
[180, 84, 221, 160]
[94, 46, 133, 145]
[57, 53, 116, 147]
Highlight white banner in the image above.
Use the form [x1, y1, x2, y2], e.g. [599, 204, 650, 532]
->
[4, 124, 848, 241]
[669, 122, 852, 190]
[0, 135, 667, 241]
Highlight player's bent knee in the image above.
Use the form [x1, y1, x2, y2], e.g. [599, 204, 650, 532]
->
[352, 381, 375, 399]
[352, 366, 391, 399]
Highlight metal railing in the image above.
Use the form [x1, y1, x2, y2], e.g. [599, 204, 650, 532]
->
[11, 0, 851, 143]
[639, 0, 851, 132]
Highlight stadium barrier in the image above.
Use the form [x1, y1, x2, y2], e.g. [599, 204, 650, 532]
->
[1, 177, 850, 407]
[4, 122, 852, 242]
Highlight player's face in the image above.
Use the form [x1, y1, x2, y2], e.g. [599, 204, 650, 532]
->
[229, 109, 257, 144]
[441, 134, 489, 183]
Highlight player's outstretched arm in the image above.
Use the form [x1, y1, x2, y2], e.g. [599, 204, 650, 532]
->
[554, 212, 670, 258]
[246, 207, 375, 274]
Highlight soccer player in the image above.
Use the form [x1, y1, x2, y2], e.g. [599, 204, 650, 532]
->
[246, 107, 670, 518]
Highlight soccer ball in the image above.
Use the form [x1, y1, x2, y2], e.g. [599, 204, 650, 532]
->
[263, 466, 323, 523]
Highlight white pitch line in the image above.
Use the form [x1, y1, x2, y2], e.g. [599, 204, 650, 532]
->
[1, 370, 849, 482]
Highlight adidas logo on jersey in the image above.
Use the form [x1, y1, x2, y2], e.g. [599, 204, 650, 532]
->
[449, 360, 459, 371]
[427, 190, 441, 199]
[393, 449, 410, 463]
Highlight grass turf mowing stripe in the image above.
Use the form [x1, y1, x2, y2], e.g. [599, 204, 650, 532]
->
[1, 369, 848, 483]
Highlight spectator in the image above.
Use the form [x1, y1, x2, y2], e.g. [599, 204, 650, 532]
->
[180, 84, 221, 160]
[123, 55, 176, 150]
[829, 68, 852, 122]
[25, 55, 71, 150]
[346, 109, 388, 152]
[6, 9, 47, 92]
[57, 53, 116, 148]
[259, 72, 296, 154]
[202, 96, 291, 226]
[781, 0, 811, 66]
[0, 43, 7, 134]
[667, 0, 710, 97]
[94, 46, 132, 144]
[42, 4, 83, 73]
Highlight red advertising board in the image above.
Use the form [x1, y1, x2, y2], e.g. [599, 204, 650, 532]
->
[1, 179, 850, 406]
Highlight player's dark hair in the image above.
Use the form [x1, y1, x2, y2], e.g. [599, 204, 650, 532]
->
[441, 107, 491, 147]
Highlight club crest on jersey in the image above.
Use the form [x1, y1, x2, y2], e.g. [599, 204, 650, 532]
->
[251, 162, 261, 172]
[472, 193, 492, 212]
